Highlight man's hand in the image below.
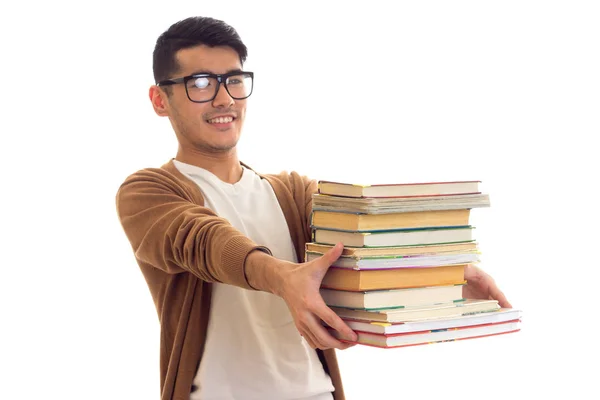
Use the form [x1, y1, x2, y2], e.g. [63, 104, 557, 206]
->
[277, 243, 358, 350]
[245, 243, 358, 350]
[463, 264, 512, 308]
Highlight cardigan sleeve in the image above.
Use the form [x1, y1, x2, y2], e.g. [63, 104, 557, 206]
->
[115, 168, 271, 289]
[303, 175, 318, 238]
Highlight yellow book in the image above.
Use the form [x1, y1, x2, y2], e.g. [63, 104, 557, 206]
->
[321, 264, 466, 291]
[311, 209, 470, 232]
[305, 241, 478, 258]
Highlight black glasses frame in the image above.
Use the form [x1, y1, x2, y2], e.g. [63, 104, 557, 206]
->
[157, 71, 254, 103]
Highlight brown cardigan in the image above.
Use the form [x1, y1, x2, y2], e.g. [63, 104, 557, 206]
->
[115, 159, 344, 400]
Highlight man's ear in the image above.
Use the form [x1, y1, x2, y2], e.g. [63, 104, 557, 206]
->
[149, 85, 169, 117]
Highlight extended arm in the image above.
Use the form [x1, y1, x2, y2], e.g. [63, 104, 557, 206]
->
[115, 168, 270, 289]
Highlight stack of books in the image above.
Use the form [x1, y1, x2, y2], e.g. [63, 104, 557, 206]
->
[306, 180, 521, 349]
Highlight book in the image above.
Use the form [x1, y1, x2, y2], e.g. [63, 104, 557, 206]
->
[312, 193, 490, 214]
[313, 226, 474, 247]
[330, 299, 500, 323]
[306, 251, 479, 270]
[318, 180, 481, 198]
[329, 319, 520, 348]
[320, 283, 465, 310]
[321, 264, 466, 291]
[311, 209, 470, 232]
[341, 308, 521, 334]
[306, 241, 479, 257]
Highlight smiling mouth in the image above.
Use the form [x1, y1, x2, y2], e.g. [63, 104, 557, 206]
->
[207, 116, 235, 124]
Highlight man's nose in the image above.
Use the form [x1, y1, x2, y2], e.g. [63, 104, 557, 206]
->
[212, 83, 234, 107]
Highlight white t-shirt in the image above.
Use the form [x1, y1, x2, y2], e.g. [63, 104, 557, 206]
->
[173, 160, 335, 400]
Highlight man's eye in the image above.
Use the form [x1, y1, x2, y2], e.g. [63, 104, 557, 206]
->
[190, 77, 211, 89]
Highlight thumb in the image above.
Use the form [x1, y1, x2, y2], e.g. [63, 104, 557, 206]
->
[318, 242, 344, 269]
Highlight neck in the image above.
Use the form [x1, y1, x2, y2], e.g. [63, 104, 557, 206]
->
[175, 146, 243, 184]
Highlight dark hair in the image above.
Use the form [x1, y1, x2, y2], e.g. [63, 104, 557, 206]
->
[152, 16, 248, 84]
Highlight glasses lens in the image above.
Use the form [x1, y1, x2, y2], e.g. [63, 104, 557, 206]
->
[186, 76, 218, 102]
[226, 73, 253, 99]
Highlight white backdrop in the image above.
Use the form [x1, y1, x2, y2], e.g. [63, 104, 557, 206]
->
[1, 1, 599, 399]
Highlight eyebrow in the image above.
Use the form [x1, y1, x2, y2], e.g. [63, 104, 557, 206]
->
[188, 68, 243, 76]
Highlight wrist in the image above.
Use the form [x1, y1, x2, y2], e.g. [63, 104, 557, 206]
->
[245, 249, 286, 295]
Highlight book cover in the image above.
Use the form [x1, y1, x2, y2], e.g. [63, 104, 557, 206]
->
[317, 180, 481, 198]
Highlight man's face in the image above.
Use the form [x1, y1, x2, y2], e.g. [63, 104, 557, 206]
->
[158, 45, 247, 153]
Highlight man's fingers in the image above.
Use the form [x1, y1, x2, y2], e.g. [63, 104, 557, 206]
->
[321, 327, 358, 349]
[305, 312, 349, 350]
[298, 312, 339, 350]
[312, 323, 347, 350]
[313, 299, 358, 342]
[301, 328, 319, 349]
[338, 341, 357, 350]
[489, 285, 512, 308]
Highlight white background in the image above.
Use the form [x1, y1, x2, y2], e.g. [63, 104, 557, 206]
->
[1, 1, 599, 399]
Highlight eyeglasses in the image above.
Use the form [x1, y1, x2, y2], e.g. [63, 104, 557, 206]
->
[157, 71, 254, 103]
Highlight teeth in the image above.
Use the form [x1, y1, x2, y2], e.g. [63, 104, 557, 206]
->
[208, 116, 234, 124]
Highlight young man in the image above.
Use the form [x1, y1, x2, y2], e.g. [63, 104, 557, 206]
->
[115, 16, 511, 400]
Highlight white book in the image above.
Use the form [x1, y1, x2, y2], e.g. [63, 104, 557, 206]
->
[320, 284, 465, 310]
[331, 299, 500, 323]
[314, 226, 474, 247]
[342, 308, 522, 334]
[330, 319, 521, 348]
[307, 251, 479, 270]
[312, 193, 491, 214]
